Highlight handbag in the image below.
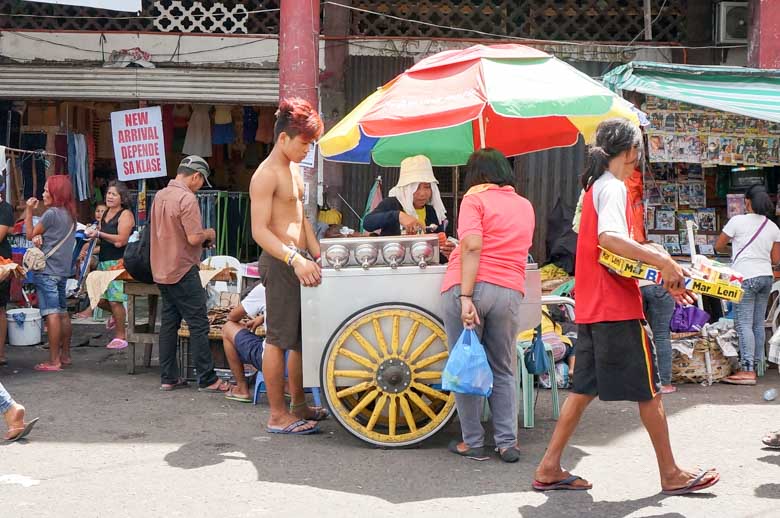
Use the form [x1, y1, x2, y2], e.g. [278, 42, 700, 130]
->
[23, 222, 75, 273]
[670, 304, 710, 332]
[441, 328, 493, 397]
[524, 324, 550, 375]
[734, 217, 768, 261]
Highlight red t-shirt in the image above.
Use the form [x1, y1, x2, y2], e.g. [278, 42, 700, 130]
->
[441, 185, 534, 294]
[575, 174, 644, 324]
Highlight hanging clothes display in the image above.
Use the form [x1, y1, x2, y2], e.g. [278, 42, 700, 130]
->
[20, 132, 47, 199]
[55, 134, 68, 172]
[68, 133, 90, 202]
[243, 106, 258, 144]
[256, 107, 275, 144]
[183, 104, 212, 157]
[212, 105, 235, 145]
[162, 105, 174, 153]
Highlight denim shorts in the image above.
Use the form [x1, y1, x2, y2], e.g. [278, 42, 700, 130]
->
[33, 273, 68, 316]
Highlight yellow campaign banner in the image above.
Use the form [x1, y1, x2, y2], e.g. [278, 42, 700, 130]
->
[598, 247, 743, 303]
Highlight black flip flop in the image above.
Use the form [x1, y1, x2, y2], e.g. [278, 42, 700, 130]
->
[448, 440, 490, 461]
[496, 446, 521, 463]
[6, 418, 39, 442]
[160, 379, 189, 391]
[533, 474, 592, 491]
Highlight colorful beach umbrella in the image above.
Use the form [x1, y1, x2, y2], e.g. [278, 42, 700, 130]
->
[319, 44, 640, 166]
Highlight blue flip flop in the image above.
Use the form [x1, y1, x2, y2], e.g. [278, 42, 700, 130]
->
[266, 419, 319, 435]
[661, 469, 720, 496]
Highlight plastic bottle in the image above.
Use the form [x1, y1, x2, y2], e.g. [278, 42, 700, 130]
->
[764, 388, 778, 402]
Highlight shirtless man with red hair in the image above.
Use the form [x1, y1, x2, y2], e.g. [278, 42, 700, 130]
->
[250, 98, 327, 435]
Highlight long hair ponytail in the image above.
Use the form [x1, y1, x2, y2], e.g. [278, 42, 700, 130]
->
[746, 184, 775, 220]
[581, 118, 642, 191]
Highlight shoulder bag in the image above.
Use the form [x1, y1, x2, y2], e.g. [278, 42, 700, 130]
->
[23, 222, 76, 273]
[733, 217, 769, 261]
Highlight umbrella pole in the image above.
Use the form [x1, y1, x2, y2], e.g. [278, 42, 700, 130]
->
[453, 166, 460, 234]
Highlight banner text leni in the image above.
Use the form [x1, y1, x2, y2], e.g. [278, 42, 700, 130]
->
[111, 106, 167, 182]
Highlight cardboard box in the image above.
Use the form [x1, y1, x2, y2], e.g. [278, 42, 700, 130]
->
[598, 247, 744, 303]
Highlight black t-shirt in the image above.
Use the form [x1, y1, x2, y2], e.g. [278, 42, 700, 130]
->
[0, 201, 13, 259]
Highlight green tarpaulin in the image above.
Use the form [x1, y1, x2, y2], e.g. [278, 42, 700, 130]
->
[602, 61, 780, 123]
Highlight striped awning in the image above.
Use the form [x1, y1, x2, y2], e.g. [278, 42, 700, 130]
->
[602, 61, 780, 123]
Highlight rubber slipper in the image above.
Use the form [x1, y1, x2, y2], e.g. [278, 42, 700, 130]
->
[106, 338, 129, 350]
[160, 379, 189, 391]
[291, 403, 330, 421]
[722, 376, 756, 385]
[198, 380, 231, 393]
[448, 440, 490, 461]
[497, 446, 521, 463]
[266, 419, 319, 435]
[224, 388, 252, 403]
[60, 360, 72, 368]
[0, 359, 8, 366]
[34, 363, 62, 372]
[533, 474, 592, 491]
[661, 470, 720, 496]
[6, 418, 39, 442]
[762, 431, 780, 449]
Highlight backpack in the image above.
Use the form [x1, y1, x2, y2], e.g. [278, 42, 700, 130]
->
[123, 204, 154, 284]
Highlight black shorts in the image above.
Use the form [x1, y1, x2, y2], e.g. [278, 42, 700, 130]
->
[572, 320, 661, 402]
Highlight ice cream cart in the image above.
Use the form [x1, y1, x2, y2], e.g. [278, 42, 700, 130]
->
[301, 233, 541, 447]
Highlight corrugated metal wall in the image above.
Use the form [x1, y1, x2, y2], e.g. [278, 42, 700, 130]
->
[0, 65, 279, 104]
[515, 138, 585, 264]
[340, 55, 413, 229]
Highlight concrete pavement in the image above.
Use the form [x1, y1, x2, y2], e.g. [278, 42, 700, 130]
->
[1, 325, 779, 517]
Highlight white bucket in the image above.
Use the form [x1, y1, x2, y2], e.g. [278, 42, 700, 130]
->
[7, 308, 42, 346]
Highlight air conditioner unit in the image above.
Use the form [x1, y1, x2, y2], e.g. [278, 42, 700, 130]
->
[717, 2, 749, 44]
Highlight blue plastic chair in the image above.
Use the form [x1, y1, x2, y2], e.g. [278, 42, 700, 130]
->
[252, 350, 322, 406]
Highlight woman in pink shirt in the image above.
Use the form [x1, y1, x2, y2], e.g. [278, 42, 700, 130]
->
[441, 148, 535, 463]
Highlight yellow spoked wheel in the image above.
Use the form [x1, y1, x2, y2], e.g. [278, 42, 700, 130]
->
[321, 304, 456, 447]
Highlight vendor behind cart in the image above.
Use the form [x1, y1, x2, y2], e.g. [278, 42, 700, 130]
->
[363, 155, 455, 257]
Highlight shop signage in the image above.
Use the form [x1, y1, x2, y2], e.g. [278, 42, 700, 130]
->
[111, 106, 167, 182]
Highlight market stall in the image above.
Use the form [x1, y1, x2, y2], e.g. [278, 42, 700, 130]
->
[603, 62, 780, 260]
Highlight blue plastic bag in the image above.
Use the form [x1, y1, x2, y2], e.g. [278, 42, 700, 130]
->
[442, 328, 493, 397]
[524, 324, 550, 375]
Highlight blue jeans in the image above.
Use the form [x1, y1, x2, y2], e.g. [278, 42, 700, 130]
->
[0, 381, 15, 414]
[734, 275, 773, 372]
[641, 285, 675, 385]
[33, 273, 67, 317]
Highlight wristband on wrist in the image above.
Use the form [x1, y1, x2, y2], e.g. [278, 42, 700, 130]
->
[459, 294, 472, 298]
[286, 251, 299, 266]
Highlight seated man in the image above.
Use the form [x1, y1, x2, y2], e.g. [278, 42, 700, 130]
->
[222, 282, 266, 403]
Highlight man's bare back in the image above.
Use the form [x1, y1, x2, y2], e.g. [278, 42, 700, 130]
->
[250, 157, 306, 251]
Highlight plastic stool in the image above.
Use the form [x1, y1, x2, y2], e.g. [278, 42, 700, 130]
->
[516, 340, 559, 429]
[252, 369, 322, 406]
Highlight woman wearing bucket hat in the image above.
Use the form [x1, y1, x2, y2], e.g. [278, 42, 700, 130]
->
[364, 155, 454, 256]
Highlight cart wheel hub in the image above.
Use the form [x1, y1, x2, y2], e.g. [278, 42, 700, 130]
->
[376, 359, 411, 393]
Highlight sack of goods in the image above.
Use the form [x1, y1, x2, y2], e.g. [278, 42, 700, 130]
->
[598, 248, 744, 302]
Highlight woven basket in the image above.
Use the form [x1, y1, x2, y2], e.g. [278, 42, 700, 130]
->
[672, 335, 732, 384]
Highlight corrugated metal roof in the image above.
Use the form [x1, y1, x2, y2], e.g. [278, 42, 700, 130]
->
[0, 65, 279, 104]
[340, 55, 413, 230]
[516, 138, 585, 264]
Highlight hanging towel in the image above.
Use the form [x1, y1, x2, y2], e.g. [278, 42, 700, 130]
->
[86, 269, 125, 309]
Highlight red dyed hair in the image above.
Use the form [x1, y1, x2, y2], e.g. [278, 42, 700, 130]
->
[274, 97, 324, 142]
[46, 174, 77, 221]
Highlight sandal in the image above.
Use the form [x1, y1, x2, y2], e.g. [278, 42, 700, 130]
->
[497, 445, 521, 463]
[224, 387, 252, 403]
[34, 362, 62, 372]
[448, 440, 490, 461]
[106, 338, 129, 350]
[160, 379, 189, 391]
[198, 380, 231, 393]
[762, 430, 780, 449]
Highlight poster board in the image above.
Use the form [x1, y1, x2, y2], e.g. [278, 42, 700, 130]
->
[111, 106, 168, 182]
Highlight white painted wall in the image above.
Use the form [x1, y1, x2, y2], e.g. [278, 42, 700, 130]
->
[0, 31, 280, 67]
